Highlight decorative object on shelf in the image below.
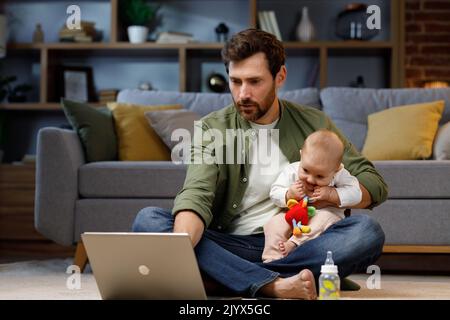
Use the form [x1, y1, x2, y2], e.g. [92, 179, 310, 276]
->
[122, 0, 160, 44]
[0, 13, 6, 58]
[0, 75, 32, 103]
[59, 20, 101, 43]
[57, 66, 95, 103]
[215, 22, 229, 43]
[207, 72, 227, 93]
[350, 75, 366, 88]
[32, 23, 44, 43]
[156, 31, 194, 44]
[139, 82, 152, 91]
[98, 89, 119, 104]
[296, 7, 315, 42]
[335, 4, 379, 40]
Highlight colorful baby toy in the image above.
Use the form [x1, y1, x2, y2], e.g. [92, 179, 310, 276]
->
[285, 196, 316, 237]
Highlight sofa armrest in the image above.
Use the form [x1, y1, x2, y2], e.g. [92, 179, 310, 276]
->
[35, 127, 85, 246]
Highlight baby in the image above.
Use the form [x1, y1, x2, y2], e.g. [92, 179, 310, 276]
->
[262, 129, 362, 263]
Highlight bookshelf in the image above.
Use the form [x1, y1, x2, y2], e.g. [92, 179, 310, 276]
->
[0, 0, 405, 111]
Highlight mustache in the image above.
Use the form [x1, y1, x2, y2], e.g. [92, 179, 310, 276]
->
[237, 100, 259, 107]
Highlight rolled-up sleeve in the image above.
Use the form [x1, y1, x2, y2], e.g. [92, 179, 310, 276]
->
[172, 121, 219, 227]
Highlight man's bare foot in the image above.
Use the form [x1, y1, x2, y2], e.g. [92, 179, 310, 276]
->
[259, 269, 317, 300]
[279, 240, 296, 257]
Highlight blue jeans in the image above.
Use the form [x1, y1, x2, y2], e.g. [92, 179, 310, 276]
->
[132, 207, 385, 297]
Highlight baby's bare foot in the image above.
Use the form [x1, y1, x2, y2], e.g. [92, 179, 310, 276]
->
[259, 269, 317, 300]
[278, 240, 297, 257]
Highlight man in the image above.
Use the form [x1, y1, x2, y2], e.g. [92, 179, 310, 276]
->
[132, 29, 387, 300]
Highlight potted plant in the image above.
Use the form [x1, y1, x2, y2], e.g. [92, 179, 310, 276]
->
[0, 76, 32, 103]
[122, 0, 160, 44]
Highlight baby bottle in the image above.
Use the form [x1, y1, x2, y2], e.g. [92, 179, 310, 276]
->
[318, 251, 340, 300]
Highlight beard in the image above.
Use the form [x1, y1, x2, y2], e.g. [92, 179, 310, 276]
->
[233, 84, 276, 122]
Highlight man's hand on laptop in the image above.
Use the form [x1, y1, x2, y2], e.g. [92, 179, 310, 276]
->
[174, 211, 205, 247]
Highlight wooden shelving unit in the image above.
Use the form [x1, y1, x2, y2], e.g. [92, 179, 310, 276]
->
[0, 0, 405, 111]
[0, 163, 75, 261]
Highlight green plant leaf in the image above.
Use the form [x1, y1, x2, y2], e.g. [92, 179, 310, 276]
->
[123, 0, 159, 26]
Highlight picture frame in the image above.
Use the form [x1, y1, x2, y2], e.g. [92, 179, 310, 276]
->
[57, 66, 95, 102]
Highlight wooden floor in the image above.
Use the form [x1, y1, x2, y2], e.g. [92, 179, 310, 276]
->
[0, 240, 75, 264]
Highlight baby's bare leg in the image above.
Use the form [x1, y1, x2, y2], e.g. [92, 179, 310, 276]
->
[262, 214, 291, 263]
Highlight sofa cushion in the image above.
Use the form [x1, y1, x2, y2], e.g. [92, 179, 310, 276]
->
[362, 100, 444, 160]
[320, 87, 450, 151]
[74, 199, 175, 241]
[107, 102, 182, 161]
[79, 162, 187, 198]
[117, 88, 321, 117]
[434, 121, 450, 160]
[373, 160, 450, 198]
[61, 99, 117, 162]
[144, 109, 201, 149]
[78, 160, 450, 199]
[354, 199, 450, 245]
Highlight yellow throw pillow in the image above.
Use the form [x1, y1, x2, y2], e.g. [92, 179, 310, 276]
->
[362, 100, 445, 160]
[107, 102, 182, 161]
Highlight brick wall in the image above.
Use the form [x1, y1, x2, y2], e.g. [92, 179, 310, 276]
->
[405, 0, 450, 87]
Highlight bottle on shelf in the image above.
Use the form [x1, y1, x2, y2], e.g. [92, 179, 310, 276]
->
[318, 251, 340, 300]
[32, 23, 44, 43]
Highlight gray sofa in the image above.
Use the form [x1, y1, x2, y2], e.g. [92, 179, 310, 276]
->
[35, 87, 450, 249]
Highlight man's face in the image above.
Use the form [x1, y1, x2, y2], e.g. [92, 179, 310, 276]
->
[228, 52, 285, 122]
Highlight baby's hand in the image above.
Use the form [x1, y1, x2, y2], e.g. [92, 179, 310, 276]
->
[286, 180, 306, 201]
[310, 186, 340, 206]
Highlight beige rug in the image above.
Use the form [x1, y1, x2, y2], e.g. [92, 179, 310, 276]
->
[0, 259, 100, 300]
[0, 259, 449, 300]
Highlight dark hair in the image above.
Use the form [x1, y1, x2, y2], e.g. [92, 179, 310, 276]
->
[221, 28, 286, 79]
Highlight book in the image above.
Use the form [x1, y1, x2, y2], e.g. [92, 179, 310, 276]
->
[58, 20, 97, 42]
[156, 31, 195, 43]
[258, 11, 271, 33]
[99, 89, 119, 95]
[267, 11, 282, 41]
[258, 11, 282, 41]
[74, 35, 93, 42]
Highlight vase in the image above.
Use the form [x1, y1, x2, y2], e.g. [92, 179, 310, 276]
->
[127, 26, 149, 44]
[296, 7, 315, 42]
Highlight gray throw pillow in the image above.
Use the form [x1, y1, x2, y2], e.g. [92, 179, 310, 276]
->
[434, 122, 450, 160]
[144, 109, 201, 149]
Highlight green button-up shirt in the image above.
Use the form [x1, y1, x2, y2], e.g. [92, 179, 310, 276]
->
[172, 99, 388, 231]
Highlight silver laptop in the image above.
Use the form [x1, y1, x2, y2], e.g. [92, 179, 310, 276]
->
[81, 232, 207, 300]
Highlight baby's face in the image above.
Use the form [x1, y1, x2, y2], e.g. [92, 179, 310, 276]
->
[298, 150, 338, 188]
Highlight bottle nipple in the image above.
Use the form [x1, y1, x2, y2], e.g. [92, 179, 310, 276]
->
[325, 251, 334, 265]
[321, 250, 338, 273]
